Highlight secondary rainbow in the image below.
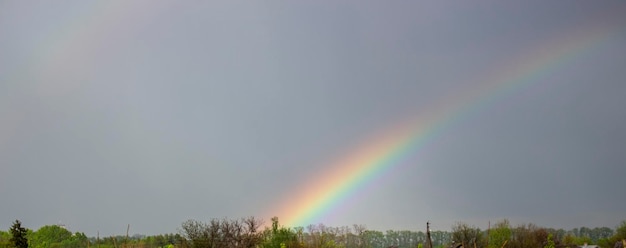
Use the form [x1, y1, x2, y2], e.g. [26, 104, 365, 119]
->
[270, 19, 622, 228]
[0, 1, 171, 172]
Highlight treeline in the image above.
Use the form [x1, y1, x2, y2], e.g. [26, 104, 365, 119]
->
[450, 219, 623, 248]
[178, 218, 626, 248]
[1, 218, 625, 248]
[0, 220, 184, 248]
[85, 233, 185, 248]
[178, 217, 451, 248]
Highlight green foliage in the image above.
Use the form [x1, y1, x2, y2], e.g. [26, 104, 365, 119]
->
[617, 221, 626, 241]
[604, 220, 626, 248]
[9, 220, 29, 248]
[430, 230, 452, 247]
[488, 219, 511, 248]
[572, 235, 592, 246]
[25, 225, 90, 248]
[1, 230, 12, 248]
[562, 234, 575, 245]
[88, 233, 184, 248]
[2, 218, 624, 248]
[544, 233, 555, 248]
[29, 225, 72, 248]
[261, 217, 301, 248]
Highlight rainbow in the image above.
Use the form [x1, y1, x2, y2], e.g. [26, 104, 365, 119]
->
[3, 2, 622, 228]
[269, 19, 622, 228]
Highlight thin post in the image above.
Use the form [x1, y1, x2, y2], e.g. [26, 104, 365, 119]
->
[125, 224, 130, 248]
[426, 222, 433, 248]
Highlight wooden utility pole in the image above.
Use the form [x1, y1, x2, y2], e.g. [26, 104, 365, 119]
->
[426, 222, 433, 248]
[125, 224, 130, 248]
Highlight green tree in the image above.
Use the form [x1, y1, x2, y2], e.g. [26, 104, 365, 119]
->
[9, 220, 28, 248]
[592, 227, 613, 243]
[488, 219, 511, 248]
[60, 232, 89, 248]
[543, 234, 555, 248]
[572, 236, 592, 246]
[261, 217, 301, 248]
[1, 230, 12, 248]
[562, 234, 575, 246]
[363, 230, 385, 248]
[29, 225, 72, 248]
[606, 221, 626, 248]
[616, 221, 626, 241]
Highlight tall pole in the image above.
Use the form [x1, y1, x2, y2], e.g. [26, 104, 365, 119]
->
[125, 224, 130, 248]
[427, 222, 433, 248]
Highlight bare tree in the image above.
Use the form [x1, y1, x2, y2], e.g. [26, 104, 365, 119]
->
[180, 217, 263, 248]
[451, 222, 484, 248]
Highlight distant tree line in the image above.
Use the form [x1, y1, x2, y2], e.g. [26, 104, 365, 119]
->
[449, 219, 624, 248]
[2, 218, 625, 248]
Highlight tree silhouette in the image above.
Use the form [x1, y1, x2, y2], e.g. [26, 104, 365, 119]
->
[9, 220, 28, 248]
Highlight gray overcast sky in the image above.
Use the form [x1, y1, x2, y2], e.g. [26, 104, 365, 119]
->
[1, 1, 626, 236]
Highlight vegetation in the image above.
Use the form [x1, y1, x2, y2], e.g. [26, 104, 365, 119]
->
[179, 217, 262, 248]
[487, 219, 511, 248]
[28, 225, 88, 248]
[9, 220, 29, 248]
[2, 218, 625, 248]
[451, 222, 484, 247]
